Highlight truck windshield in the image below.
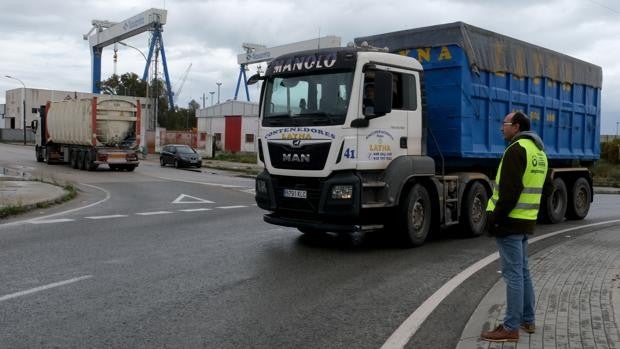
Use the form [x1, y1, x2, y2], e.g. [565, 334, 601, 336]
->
[262, 71, 353, 126]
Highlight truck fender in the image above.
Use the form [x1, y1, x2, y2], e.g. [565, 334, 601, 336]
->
[382, 155, 436, 206]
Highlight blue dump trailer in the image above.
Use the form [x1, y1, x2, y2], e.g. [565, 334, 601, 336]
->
[356, 22, 602, 166]
[254, 22, 601, 246]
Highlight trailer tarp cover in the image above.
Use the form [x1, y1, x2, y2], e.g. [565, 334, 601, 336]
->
[355, 22, 602, 88]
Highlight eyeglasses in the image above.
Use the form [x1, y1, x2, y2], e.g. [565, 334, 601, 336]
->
[503, 122, 514, 126]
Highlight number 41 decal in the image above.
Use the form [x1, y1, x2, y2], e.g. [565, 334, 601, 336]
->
[344, 148, 356, 159]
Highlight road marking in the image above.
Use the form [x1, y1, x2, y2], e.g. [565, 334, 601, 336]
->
[0, 275, 93, 303]
[155, 176, 243, 188]
[85, 215, 129, 219]
[136, 211, 173, 216]
[0, 183, 111, 229]
[216, 205, 248, 209]
[29, 218, 75, 224]
[179, 208, 213, 212]
[381, 219, 620, 349]
[172, 194, 214, 204]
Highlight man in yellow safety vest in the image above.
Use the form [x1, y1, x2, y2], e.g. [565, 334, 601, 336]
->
[481, 111, 553, 342]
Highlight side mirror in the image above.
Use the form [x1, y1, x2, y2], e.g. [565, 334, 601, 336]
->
[247, 73, 264, 85]
[373, 70, 393, 116]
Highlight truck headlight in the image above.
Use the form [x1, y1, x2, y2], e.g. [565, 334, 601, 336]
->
[331, 185, 353, 199]
[256, 179, 268, 194]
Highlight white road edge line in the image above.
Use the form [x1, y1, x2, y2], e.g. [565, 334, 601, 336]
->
[154, 176, 243, 188]
[179, 208, 213, 212]
[29, 219, 75, 224]
[216, 205, 247, 209]
[0, 275, 93, 303]
[0, 183, 111, 229]
[136, 211, 173, 216]
[85, 215, 129, 219]
[381, 219, 620, 349]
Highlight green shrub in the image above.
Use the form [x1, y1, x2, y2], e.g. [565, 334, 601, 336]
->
[601, 140, 620, 164]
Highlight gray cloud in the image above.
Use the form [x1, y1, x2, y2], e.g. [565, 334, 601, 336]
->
[1, 0, 619, 132]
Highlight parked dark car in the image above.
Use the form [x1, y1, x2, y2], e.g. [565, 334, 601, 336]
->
[160, 144, 202, 168]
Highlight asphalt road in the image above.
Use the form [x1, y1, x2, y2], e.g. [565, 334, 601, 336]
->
[1, 143, 618, 348]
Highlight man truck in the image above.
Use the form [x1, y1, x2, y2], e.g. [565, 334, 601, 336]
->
[32, 96, 142, 171]
[252, 22, 601, 246]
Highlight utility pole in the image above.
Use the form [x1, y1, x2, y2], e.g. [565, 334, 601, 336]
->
[209, 91, 215, 106]
[616, 121, 619, 139]
[216, 82, 222, 104]
[5, 75, 27, 145]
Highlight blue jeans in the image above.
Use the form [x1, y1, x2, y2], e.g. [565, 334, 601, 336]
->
[496, 234, 535, 331]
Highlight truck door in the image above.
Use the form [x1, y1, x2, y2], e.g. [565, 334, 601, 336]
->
[357, 67, 415, 170]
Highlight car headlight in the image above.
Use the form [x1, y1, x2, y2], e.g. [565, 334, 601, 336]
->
[256, 179, 268, 194]
[331, 185, 353, 199]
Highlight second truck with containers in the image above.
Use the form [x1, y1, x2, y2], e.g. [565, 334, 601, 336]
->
[32, 96, 142, 171]
[253, 22, 601, 246]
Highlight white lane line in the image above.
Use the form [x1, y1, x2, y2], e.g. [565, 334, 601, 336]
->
[0, 183, 111, 229]
[29, 218, 75, 224]
[178, 208, 213, 212]
[216, 205, 248, 209]
[136, 211, 173, 216]
[381, 219, 620, 349]
[154, 176, 243, 188]
[85, 215, 129, 220]
[0, 275, 93, 303]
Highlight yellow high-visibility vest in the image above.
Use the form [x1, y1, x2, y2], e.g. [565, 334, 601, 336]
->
[487, 138, 548, 220]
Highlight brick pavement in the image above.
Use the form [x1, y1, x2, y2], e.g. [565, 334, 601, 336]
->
[457, 224, 620, 348]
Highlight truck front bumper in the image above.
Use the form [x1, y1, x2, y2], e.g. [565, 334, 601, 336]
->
[256, 170, 384, 233]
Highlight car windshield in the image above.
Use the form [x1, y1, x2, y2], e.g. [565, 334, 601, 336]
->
[176, 146, 195, 154]
[262, 71, 353, 127]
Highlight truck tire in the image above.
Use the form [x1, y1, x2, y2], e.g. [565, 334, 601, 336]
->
[539, 177, 567, 224]
[70, 150, 79, 169]
[35, 146, 44, 162]
[566, 177, 591, 220]
[401, 183, 432, 247]
[460, 181, 488, 237]
[78, 151, 86, 170]
[86, 152, 98, 171]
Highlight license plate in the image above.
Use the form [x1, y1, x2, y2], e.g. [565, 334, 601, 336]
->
[283, 189, 307, 199]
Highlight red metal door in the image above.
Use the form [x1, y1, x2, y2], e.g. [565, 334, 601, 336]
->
[224, 115, 241, 152]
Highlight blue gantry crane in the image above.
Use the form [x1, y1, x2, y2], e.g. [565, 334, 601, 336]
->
[83, 8, 176, 110]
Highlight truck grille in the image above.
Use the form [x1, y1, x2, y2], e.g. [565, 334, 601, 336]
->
[272, 176, 323, 213]
[268, 142, 331, 170]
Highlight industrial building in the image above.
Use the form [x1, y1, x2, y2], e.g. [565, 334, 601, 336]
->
[196, 100, 258, 154]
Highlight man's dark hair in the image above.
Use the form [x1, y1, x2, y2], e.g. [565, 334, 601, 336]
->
[511, 112, 530, 131]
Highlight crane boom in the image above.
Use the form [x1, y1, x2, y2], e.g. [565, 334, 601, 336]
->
[174, 63, 192, 101]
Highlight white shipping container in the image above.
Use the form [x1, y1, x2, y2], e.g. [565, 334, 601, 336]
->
[47, 96, 139, 147]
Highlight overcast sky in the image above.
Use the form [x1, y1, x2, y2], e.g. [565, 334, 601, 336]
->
[1, 0, 619, 133]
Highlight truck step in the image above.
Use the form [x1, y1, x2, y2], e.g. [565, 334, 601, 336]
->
[363, 181, 387, 188]
[362, 202, 389, 209]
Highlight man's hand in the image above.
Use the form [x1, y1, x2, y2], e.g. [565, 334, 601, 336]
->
[485, 211, 499, 236]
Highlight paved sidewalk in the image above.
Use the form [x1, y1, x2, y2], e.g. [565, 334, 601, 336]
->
[457, 224, 620, 348]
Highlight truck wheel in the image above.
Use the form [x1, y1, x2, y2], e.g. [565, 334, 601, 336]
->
[86, 152, 98, 171]
[539, 177, 567, 224]
[70, 150, 79, 168]
[78, 151, 86, 170]
[460, 181, 488, 237]
[35, 146, 44, 162]
[566, 177, 591, 220]
[401, 183, 432, 247]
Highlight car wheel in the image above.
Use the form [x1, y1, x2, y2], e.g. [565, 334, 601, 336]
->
[160, 157, 166, 167]
[174, 159, 179, 168]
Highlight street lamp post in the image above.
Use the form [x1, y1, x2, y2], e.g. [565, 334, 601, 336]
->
[5, 75, 27, 145]
[209, 91, 215, 106]
[616, 121, 619, 139]
[216, 82, 222, 104]
[119, 41, 150, 156]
